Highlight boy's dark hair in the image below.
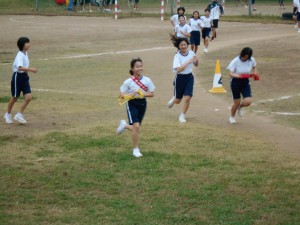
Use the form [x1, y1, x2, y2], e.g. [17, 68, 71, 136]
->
[240, 47, 253, 60]
[177, 7, 185, 14]
[178, 14, 185, 20]
[170, 34, 189, 50]
[17, 37, 30, 51]
[129, 58, 143, 75]
[205, 8, 210, 12]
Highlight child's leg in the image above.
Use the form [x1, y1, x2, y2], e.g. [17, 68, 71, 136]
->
[7, 97, 18, 113]
[194, 45, 198, 53]
[19, 93, 32, 114]
[231, 98, 241, 117]
[125, 122, 140, 149]
[182, 95, 191, 115]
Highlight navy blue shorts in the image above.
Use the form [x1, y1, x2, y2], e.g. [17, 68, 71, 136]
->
[11, 72, 31, 98]
[212, 19, 219, 28]
[190, 31, 201, 45]
[202, 28, 211, 39]
[173, 73, 194, 99]
[293, 7, 298, 16]
[230, 78, 252, 100]
[126, 98, 147, 125]
[297, 12, 300, 21]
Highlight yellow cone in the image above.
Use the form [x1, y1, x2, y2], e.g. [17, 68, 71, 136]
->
[209, 60, 226, 93]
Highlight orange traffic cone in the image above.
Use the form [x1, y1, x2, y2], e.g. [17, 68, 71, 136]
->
[209, 60, 226, 93]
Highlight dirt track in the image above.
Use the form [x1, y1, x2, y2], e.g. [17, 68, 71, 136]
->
[0, 15, 299, 156]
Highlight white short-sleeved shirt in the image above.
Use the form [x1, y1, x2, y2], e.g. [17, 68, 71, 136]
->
[226, 56, 256, 74]
[200, 16, 212, 28]
[120, 76, 156, 95]
[173, 50, 196, 74]
[293, 0, 298, 7]
[13, 51, 29, 73]
[170, 14, 186, 26]
[189, 18, 204, 31]
[175, 23, 192, 38]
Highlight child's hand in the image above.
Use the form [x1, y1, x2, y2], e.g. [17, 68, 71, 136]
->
[30, 68, 38, 73]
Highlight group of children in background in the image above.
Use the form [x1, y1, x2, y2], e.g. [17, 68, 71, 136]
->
[170, 2, 224, 54]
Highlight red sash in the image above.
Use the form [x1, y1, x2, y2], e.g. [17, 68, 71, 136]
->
[131, 76, 148, 92]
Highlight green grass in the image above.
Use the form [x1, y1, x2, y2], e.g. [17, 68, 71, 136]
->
[1, 124, 299, 224]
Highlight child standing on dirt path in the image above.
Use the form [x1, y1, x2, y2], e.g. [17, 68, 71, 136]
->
[226, 47, 257, 124]
[200, 8, 213, 53]
[4, 37, 38, 124]
[116, 58, 156, 158]
[168, 36, 198, 123]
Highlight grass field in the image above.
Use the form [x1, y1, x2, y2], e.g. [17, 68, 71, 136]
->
[0, 2, 300, 225]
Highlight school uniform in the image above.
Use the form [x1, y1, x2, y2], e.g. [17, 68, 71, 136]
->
[189, 18, 204, 46]
[293, 0, 298, 16]
[207, 0, 224, 28]
[11, 51, 31, 98]
[200, 16, 212, 39]
[227, 56, 257, 99]
[120, 76, 155, 125]
[174, 23, 192, 38]
[173, 50, 196, 99]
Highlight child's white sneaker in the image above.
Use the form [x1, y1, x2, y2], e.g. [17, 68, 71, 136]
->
[229, 116, 237, 124]
[167, 96, 175, 108]
[4, 112, 13, 124]
[133, 148, 143, 157]
[179, 114, 186, 123]
[116, 120, 126, 134]
[14, 113, 27, 124]
[237, 107, 245, 117]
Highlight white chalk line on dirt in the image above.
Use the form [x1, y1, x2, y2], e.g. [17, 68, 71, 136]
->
[254, 94, 300, 104]
[42, 46, 172, 60]
[252, 110, 300, 116]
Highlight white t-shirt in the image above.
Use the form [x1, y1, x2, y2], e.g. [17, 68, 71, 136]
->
[13, 51, 29, 73]
[200, 16, 212, 28]
[170, 14, 186, 26]
[174, 23, 192, 38]
[120, 76, 156, 95]
[189, 18, 204, 31]
[173, 50, 196, 74]
[293, 0, 298, 7]
[226, 56, 256, 75]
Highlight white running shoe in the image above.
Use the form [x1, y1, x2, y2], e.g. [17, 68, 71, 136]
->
[4, 112, 13, 124]
[294, 23, 298, 29]
[237, 107, 245, 117]
[133, 148, 143, 157]
[14, 113, 27, 124]
[116, 120, 126, 134]
[179, 114, 186, 123]
[204, 48, 208, 53]
[298, 29, 300, 33]
[229, 116, 237, 124]
[167, 96, 175, 108]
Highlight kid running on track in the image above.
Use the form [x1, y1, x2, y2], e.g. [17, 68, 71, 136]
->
[226, 47, 258, 124]
[4, 37, 38, 124]
[116, 58, 156, 158]
[189, 11, 204, 53]
[200, 8, 213, 53]
[168, 36, 199, 123]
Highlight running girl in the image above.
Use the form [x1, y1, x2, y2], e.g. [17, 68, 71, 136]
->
[116, 58, 156, 158]
[174, 15, 192, 38]
[170, 7, 186, 27]
[4, 37, 38, 124]
[200, 8, 213, 53]
[226, 47, 258, 124]
[168, 36, 199, 123]
[189, 11, 204, 53]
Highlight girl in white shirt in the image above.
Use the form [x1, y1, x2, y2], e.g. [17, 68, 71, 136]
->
[226, 47, 258, 124]
[189, 11, 204, 53]
[168, 36, 198, 123]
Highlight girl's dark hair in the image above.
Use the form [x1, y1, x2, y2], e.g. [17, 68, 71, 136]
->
[17, 37, 30, 51]
[191, 11, 200, 19]
[170, 34, 189, 50]
[178, 14, 185, 20]
[129, 58, 142, 75]
[204, 8, 210, 12]
[240, 47, 253, 60]
[177, 7, 185, 14]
